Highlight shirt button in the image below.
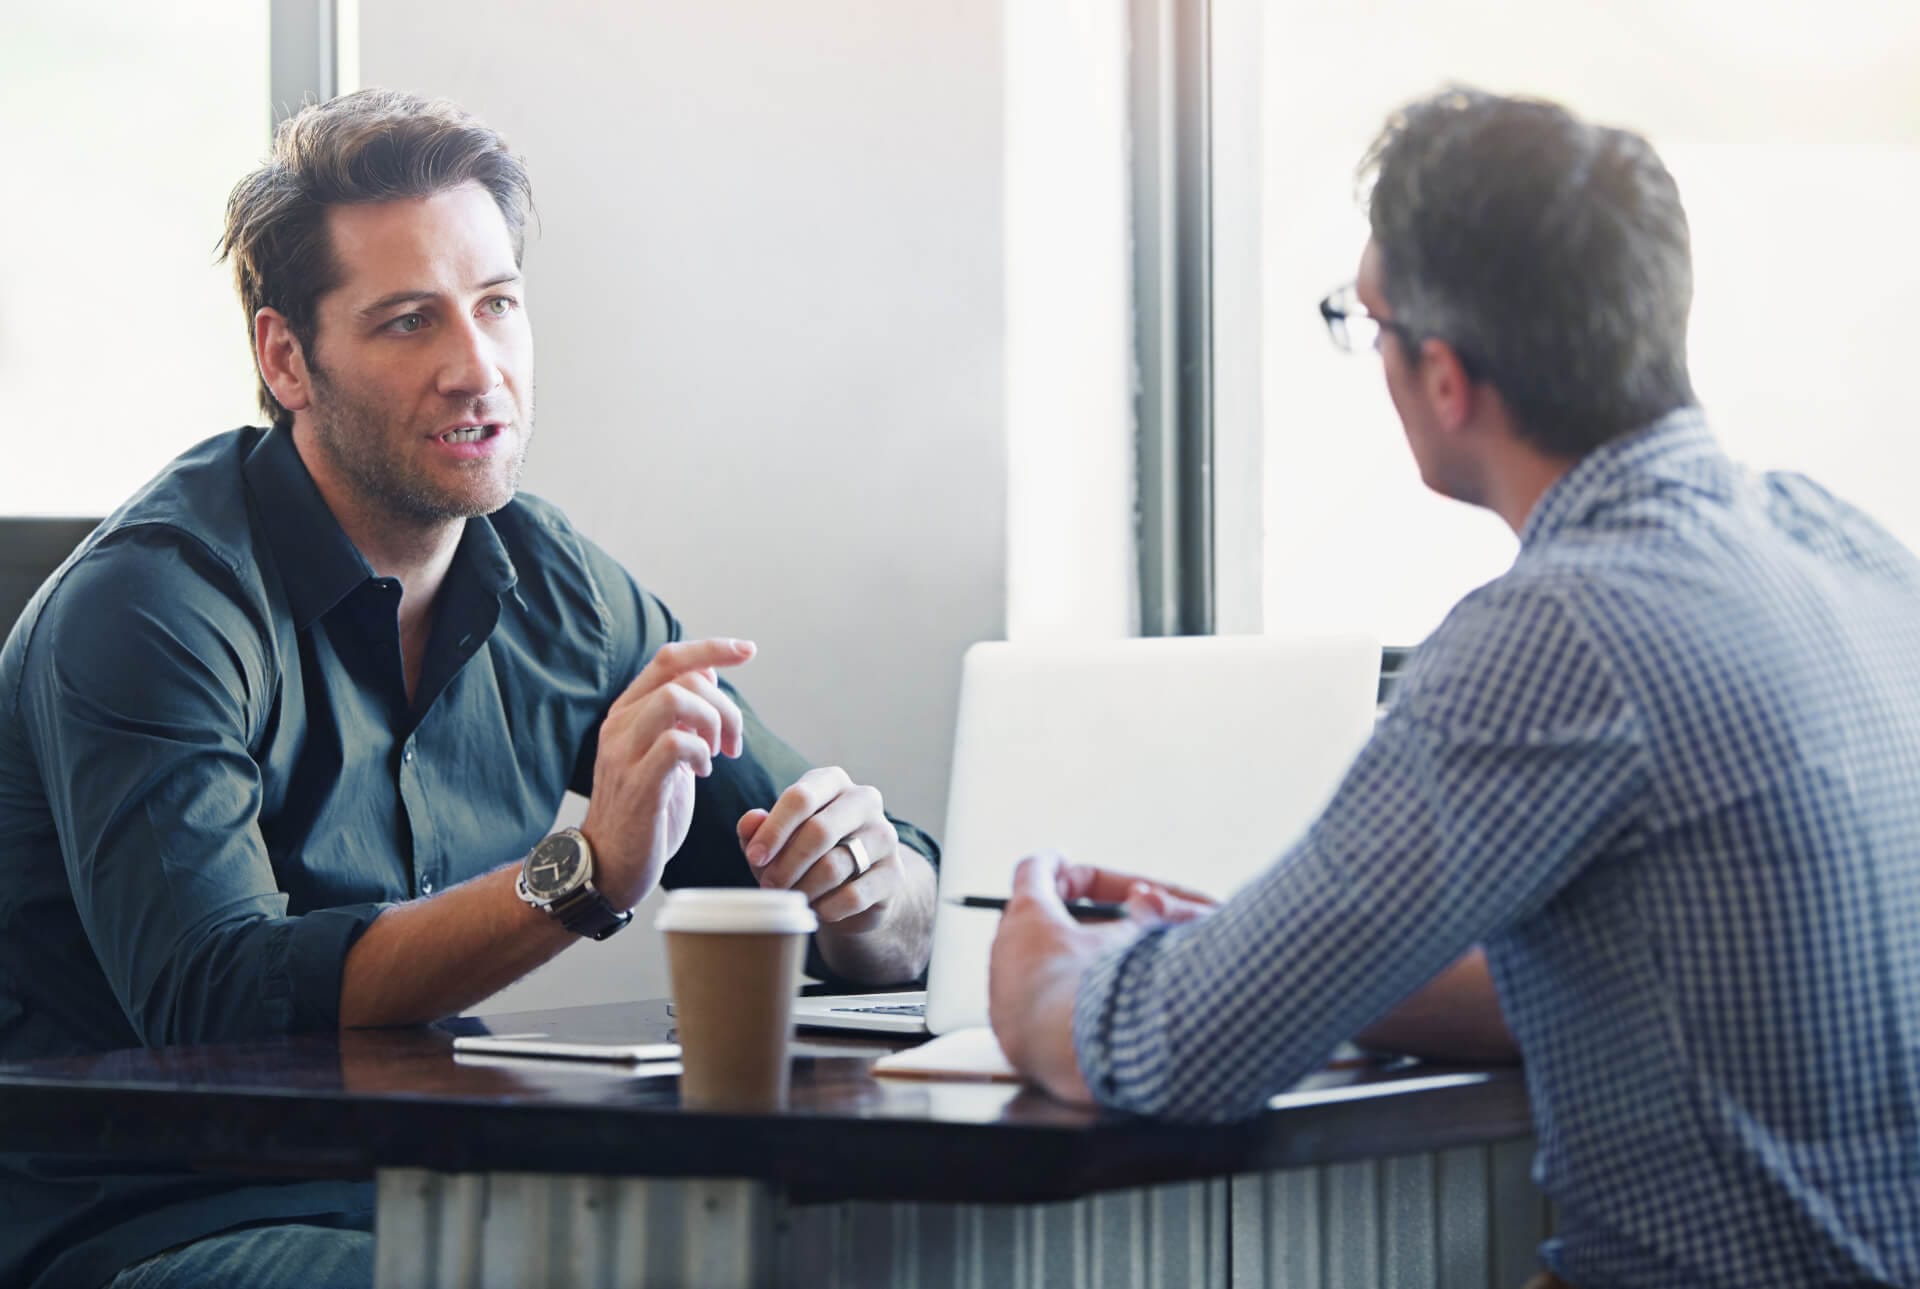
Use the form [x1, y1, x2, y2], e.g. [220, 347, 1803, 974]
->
[403, 745, 415, 763]
[421, 878, 436, 895]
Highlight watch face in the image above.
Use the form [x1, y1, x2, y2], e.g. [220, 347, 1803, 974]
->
[524, 833, 588, 901]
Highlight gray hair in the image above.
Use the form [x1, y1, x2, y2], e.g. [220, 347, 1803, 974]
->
[1359, 88, 1695, 456]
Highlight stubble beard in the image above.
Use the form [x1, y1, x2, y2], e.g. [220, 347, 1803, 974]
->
[306, 362, 532, 527]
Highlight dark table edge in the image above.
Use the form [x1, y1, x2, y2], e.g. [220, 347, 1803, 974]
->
[0, 1067, 1533, 1205]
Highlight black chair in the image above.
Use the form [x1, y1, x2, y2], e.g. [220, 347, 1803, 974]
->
[0, 518, 101, 640]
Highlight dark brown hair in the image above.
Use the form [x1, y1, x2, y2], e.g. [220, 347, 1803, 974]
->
[217, 89, 534, 430]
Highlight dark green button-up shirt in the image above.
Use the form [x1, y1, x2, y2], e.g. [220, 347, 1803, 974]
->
[0, 426, 935, 1289]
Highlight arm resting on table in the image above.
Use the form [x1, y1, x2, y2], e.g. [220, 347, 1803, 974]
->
[339, 865, 576, 1028]
[1352, 947, 1519, 1064]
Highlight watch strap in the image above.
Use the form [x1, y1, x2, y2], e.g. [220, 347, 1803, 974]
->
[547, 884, 633, 941]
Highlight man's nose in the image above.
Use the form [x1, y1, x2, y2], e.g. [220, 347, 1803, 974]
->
[436, 316, 503, 399]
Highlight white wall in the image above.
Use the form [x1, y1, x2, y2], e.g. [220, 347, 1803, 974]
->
[359, 3, 1004, 1011]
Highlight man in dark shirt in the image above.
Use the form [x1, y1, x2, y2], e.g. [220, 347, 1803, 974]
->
[0, 89, 939, 1289]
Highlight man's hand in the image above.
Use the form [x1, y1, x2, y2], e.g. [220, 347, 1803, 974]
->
[580, 638, 757, 910]
[988, 852, 1217, 1105]
[737, 767, 937, 983]
[738, 766, 903, 933]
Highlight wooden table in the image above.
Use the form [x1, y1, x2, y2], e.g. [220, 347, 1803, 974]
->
[0, 1000, 1546, 1288]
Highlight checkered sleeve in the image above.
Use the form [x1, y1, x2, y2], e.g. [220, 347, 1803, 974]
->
[1072, 579, 1651, 1121]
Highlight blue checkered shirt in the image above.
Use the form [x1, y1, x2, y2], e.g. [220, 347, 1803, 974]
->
[1075, 410, 1920, 1287]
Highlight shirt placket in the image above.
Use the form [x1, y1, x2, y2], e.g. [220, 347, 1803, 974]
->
[396, 727, 438, 897]
[395, 576, 506, 901]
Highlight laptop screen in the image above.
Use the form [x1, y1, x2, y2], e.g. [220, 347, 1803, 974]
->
[923, 634, 1380, 1034]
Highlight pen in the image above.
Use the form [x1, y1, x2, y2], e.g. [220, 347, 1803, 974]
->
[952, 895, 1131, 921]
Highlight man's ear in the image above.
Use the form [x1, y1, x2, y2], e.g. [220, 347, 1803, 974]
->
[1416, 337, 1475, 434]
[254, 308, 312, 415]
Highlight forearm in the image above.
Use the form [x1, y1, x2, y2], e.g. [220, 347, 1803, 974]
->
[339, 864, 576, 1028]
[1351, 947, 1519, 1063]
[1074, 845, 1491, 1120]
[815, 845, 938, 985]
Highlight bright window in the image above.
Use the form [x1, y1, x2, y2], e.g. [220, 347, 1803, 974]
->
[0, 3, 268, 516]
[1258, 0, 1920, 644]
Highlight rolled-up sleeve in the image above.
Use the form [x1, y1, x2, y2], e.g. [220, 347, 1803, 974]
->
[22, 529, 384, 1045]
[1073, 582, 1647, 1121]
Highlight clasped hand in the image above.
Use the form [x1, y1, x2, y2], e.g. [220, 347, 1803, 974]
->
[580, 637, 902, 928]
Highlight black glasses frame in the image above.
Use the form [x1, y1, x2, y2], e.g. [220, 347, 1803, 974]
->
[1318, 284, 1417, 356]
[1318, 283, 1490, 383]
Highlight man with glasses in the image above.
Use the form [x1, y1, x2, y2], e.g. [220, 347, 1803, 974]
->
[989, 87, 1920, 1287]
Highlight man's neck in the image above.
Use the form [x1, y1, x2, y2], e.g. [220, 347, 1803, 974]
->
[331, 502, 464, 706]
[287, 422, 465, 598]
[288, 424, 465, 702]
[345, 512, 465, 596]
[1486, 449, 1575, 537]
[1462, 404, 1577, 537]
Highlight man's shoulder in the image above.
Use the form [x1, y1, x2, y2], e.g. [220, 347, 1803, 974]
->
[489, 489, 581, 553]
[488, 492, 664, 631]
[1425, 564, 1581, 641]
[489, 492, 655, 604]
[2, 430, 275, 714]
[484, 494, 679, 672]
[487, 491, 608, 595]
[31, 428, 270, 613]
[1399, 567, 1636, 732]
[1758, 467, 1920, 580]
[89, 428, 267, 578]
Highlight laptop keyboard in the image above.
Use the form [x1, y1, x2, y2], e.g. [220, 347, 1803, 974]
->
[829, 1003, 927, 1017]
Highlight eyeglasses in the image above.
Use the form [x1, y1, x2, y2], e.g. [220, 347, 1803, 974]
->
[1318, 283, 1416, 356]
[1319, 283, 1492, 382]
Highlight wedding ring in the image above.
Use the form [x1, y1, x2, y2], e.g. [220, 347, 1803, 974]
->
[844, 836, 872, 876]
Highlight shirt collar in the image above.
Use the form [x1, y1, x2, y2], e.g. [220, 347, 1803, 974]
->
[242, 427, 520, 631]
[453, 502, 520, 604]
[243, 428, 375, 629]
[1518, 407, 1721, 549]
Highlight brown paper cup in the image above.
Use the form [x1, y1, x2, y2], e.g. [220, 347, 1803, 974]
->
[657, 890, 817, 1112]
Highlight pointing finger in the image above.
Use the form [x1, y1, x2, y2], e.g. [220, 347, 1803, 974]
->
[612, 638, 756, 716]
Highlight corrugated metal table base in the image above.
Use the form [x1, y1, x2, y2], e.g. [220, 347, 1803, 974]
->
[375, 1138, 1547, 1289]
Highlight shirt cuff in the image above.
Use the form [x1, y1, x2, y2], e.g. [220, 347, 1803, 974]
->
[1072, 925, 1174, 1111]
[277, 903, 391, 1032]
[891, 816, 940, 870]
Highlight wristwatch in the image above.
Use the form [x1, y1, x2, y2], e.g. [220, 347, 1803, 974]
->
[515, 828, 632, 941]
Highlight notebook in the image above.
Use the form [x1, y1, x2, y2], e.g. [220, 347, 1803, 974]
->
[867, 1028, 1465, 1104]
[869, 1027, 1015, 1080]
[794, 633, 1381, 1036]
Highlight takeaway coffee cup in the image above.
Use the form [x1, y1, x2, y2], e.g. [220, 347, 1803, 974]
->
[656, 889, 818, 1111]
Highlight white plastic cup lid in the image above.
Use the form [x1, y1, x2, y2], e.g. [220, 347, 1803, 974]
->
[655, 888, 818, 935]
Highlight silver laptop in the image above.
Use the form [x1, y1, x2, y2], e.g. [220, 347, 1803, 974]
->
[794, 633, 1381, 1036]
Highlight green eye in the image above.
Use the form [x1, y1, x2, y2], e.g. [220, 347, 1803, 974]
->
[390, 314, 424, 334]
[486, 296, 516, 317]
